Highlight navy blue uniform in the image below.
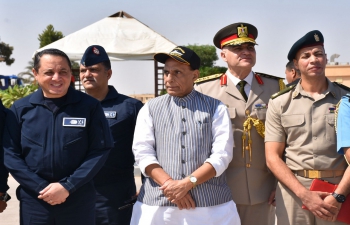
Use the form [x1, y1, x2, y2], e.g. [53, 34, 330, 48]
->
[0, 100, 8, 194]
[3, 87, 113, 225]
[94, 86, 143, 225]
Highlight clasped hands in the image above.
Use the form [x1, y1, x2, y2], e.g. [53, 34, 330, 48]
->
[159, 179, 195, 210]
[302, 190, 342, 222]
[38, 182, 69, 206]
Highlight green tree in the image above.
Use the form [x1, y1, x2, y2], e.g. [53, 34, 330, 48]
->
[185, 44, 226, 78]
[0, 41, 15, 66]
[186, 44, 218, 67]
[38, 24, 64, 48]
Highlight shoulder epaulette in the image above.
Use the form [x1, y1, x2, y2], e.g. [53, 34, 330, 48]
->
[255, 72, 284, 81]
[194, 73, 223, 84]
[333, 82, 350, 92]
[271, 84, 296, 99]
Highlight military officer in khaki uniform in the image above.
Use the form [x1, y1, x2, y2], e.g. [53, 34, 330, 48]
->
[195, 22, 285, 225]
[265, 30, 350, 225]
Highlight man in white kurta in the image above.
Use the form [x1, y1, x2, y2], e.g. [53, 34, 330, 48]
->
[131, 46, 240, 225]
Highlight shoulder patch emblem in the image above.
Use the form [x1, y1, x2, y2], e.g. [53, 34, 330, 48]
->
[195, 73, 223, 84]
[271, 84, 296, 99]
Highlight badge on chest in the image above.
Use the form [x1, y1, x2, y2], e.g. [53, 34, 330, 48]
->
[104, 111, 117, 119]
[62, 117, 86, 127]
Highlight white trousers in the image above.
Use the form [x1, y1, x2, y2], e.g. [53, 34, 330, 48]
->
[130, 200, 241, 225]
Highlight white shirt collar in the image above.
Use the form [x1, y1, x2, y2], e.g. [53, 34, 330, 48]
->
[226, 70, 254, 87]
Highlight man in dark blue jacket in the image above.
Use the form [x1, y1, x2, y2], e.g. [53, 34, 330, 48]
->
[0, 100, 9, 213]
[80, 45, 143, 225]
[3, 48, 113, 225]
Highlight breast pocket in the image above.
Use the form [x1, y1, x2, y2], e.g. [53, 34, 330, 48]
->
[192, 114, 212, 160]
[21, 133, 44, 168]
[325, 114, 336, 142]
[108, 117, 132, 143]
[254, 108, 267, 121]
[63, 127, 87, 167]
[281, 114, 306, 145]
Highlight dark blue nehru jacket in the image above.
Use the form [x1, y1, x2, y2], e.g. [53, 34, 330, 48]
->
[93, 86, 143, 185]
[3, 87, 113, 195]
[0, 100, 8, 194]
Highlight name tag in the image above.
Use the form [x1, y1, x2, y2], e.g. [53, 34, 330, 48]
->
[63, 117, 86, 127]
[104, 111, 117, 119]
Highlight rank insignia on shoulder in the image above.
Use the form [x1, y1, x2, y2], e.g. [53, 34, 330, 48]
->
[104, 111, 117, 119]
[255, 72, 286, 90]
[62, 117, 86, 127]
[271, 84, 296, 99]
[194, 73, 223, 84]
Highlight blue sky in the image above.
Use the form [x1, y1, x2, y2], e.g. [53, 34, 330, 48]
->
[1, 0, 350, 94]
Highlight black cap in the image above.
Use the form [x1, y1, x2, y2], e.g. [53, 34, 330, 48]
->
[213, 22, 258, 49]
[81, 45, 110, 67]
[154, 46, 200, 70]
[287, 30, 324, 61]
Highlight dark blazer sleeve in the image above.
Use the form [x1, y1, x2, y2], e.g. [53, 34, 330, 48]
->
[0, 101, 9, 193]
[3, 106, 50, 194]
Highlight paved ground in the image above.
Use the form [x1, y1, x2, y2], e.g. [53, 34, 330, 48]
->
[0, 175, 143, 225]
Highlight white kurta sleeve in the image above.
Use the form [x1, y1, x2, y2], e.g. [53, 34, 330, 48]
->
[205, 102, 234, 177]
[132, 103, 159, 177]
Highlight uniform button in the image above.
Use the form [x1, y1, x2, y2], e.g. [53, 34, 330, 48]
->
[182, 160, 186, 163]
[182, 174, 186, 178]
[181, 145, 185, 149]
[313, 136, 317, 140]
[246, 163, 251, 168]
[245, 146, 249, 150]
[182, 118, 186, 122]
[182, 105, 186, 109]
[182, 131, 186, 135]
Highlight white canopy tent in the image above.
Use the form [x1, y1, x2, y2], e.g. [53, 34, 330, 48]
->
[34, 11, 177, 95]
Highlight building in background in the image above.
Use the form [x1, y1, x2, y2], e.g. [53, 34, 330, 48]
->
[129, 94, 154, 104]
[326, 62, 350, 87]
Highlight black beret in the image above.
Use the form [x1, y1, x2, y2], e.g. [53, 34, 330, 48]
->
[213, 22, 258, 49]
[287, 30, 324, 61]
[81, 45, 110, 67]
[154, 46, 201, 70]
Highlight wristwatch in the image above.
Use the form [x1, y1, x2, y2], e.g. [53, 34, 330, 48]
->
[0, 193, 11, 202]
[188, 175, 197, 188]
[332, 192, 346, 203]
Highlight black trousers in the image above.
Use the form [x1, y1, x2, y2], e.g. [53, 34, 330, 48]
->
[18, 183, 95, 225]
[95, 178, 136, 225]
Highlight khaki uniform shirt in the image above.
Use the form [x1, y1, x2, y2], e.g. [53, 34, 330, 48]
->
[265, 79, 348, 172]
[195, 71, 280, 205]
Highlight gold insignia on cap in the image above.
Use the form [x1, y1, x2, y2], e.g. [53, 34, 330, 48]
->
[237, 24, 248, 38]
[170, 47, 185, 57]
[314, 33, 320, 42]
